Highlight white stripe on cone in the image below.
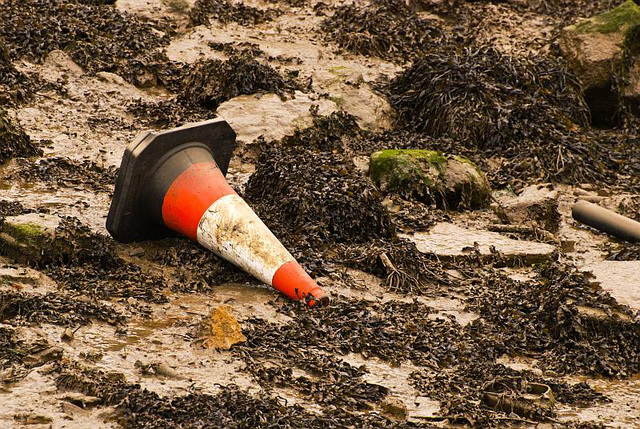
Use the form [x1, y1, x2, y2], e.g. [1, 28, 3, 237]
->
[196, 194, 296, 285]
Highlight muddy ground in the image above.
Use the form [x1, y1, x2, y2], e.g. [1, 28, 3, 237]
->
[1, 0, 639, 428]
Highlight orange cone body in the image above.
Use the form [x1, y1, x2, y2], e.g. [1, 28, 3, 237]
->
[162, 162, 328, 306]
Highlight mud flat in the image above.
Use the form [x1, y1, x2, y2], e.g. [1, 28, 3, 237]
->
[1, 0, 639, 428]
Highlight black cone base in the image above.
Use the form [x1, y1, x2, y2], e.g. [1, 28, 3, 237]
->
[107, 119, 236, 243]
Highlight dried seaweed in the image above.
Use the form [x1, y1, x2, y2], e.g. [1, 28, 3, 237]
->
[238, 341, 389, 410]
[321, 0, 446, 62]
[411, 361, 608, 426]
[0, 201, 32, 218]
[280, 110, 365, 152]
[0, 291, 125, 326]
[529, 0, 626, 20]
[466, 262, 640, 377]
[0, 109, 42, 164]
[13, 157, 117, 194]
[331, 239, 447, 295]
[606, 243, 640, 260]
[56, 363, 407, 428]
[189, 0, 282, 27]
[178, 54, 299, 110]
[42, 218, 169, 303]
[385, 45, 620, 186]
[0, 0, 170, 86]
[127, 99, 214, 128]
[154, 239, 252, 293]
[0, 38, 37, 105]
[243, 298, 477, 368]
[244, 145, 395, 273]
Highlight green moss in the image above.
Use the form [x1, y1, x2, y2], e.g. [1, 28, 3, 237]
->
[369, 150, 448, 204]
[4, 222, 45, 244]
[452, 155, 485, 178]
[329, 96, 344, 107]
[370, 149, 490, 210]
[372, 149, 447, 166]
[574, 0, 640, 35]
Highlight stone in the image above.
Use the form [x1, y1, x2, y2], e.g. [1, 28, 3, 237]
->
[583, 261, 640, 311]
[380, 397, 408, 420]
[96, 71, 127, 86]
[62, 392, 101, 408]
[558, 1, 640, 126]
[369, 149, 490, 210]
[0, 213, 67, 267]
[14, 413, 53, 425]
[217, 91, 337, 143]
[43, 50, 84, 78]
[200, 305, 247, 350]
[492, 184, 560, 232]
[402, 223, 556, 266]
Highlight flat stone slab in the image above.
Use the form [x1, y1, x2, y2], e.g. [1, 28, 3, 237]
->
[402, 223, 556, 266]
[583, 261, 640, 311]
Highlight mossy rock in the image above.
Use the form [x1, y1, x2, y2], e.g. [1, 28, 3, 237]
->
[369, 149, 490, 210]
[573, 1, 640, 35]
[0, 214, 72, 267]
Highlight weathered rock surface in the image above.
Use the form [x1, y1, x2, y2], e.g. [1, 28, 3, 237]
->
[584, 261, 640, 311]
[559, 0, 640, 125]
[369, 149, 490, 210]
[402, 223, 556, 266]
[217, 91, 337, 143]
[493, 184, 560, 232]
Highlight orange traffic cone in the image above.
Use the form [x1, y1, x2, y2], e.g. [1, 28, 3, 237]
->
[106, 119, 328, 306]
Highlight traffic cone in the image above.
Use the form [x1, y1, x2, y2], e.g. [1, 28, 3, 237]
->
[106, 119, 328, 306]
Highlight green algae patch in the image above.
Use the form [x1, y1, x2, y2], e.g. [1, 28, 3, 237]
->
[369, 149, 490, 210]
[573, 0, 640, 35]
[2, 222, 44, 245]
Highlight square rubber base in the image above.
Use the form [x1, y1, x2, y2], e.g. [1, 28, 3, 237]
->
[106, 119, 236, 243]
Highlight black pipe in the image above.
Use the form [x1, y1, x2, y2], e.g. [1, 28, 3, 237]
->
[572, 200, 640, 243]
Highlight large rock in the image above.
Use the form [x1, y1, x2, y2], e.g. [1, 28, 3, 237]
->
[492, 185, 560, 232]
[559, 0, 640, 125]
[217, 91, 337, 143]
[369, 149, 490, 210]
[0, 214, 64, 266]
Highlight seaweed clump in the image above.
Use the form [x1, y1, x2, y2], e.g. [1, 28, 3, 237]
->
[56, 363, 400, 428]
[178, 54, 299, 110]
[280, 109, 365, 152]
[12, 157, 117, 194]
[42, 217, 169, 303]
[321, 0, 445, 62]
[0, 291, 125, 326]
[244, 145, 395, 267]
[606, 242, 640, 260]
[155, 239, 251, 293]
[467, 262, 640, 377]
[130, 54, 299, 127]
[0, 0, 170, 86]
[189, 0, 282, 27]
[410, 361, 608, 426]
[0, 38, 36, 105]
[0, 109, 42, 164]
[386, 46, 613, 186]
